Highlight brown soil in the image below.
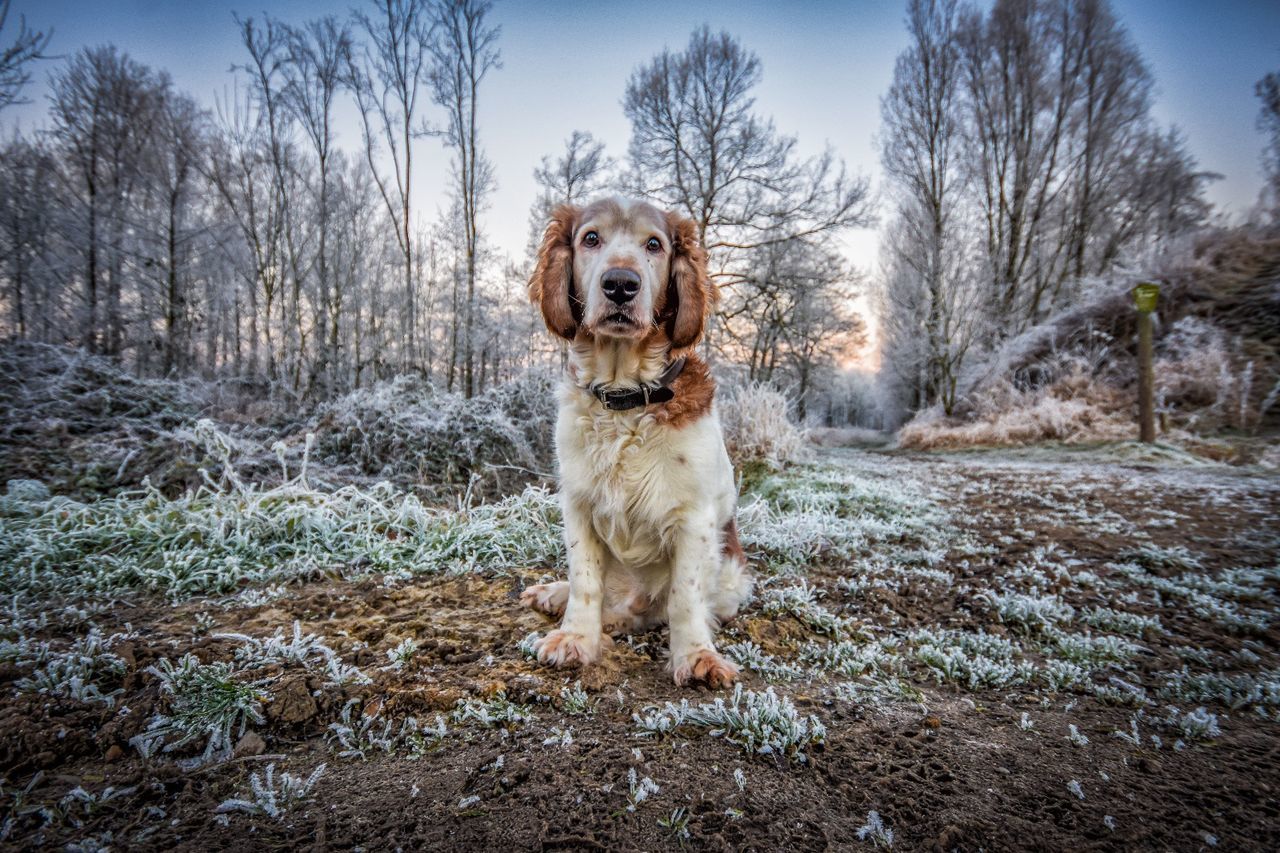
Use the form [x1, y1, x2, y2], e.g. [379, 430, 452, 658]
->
[3, 450, 1279, 852]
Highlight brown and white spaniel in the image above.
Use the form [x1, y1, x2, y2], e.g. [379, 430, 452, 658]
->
[521, 197, 752, 688]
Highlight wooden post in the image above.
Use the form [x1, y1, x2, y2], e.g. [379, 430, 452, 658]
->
[1133, 282, 1159, 443]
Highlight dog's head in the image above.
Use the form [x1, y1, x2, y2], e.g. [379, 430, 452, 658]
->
[528, 197, 713, 350]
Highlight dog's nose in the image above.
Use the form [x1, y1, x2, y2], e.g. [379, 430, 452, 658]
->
[601, 268, 641, 304]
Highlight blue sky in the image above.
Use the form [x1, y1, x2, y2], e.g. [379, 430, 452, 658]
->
[3, 0, 1278, 273]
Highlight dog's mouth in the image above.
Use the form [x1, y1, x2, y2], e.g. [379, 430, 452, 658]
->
[592, 310, 643, 336]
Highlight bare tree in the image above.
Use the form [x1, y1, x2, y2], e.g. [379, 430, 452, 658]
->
[880, 0, 975, 413]
[0, 0, 51, 112]
[348, 0, 433, 370]
[1256, 69, 1280, 223]
[428, 0, 500, 397]
[623, 27, 870, 275]
[283, 16, 353, 394]
[148, 87, 206, 374]
[526, 130, 614, 254]
[48, 46, 162, 355]
[0, 137, 56, 340]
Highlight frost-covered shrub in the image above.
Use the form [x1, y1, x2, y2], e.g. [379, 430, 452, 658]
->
[899, 374, 1136, 450]
[717, 380, 810, 469]
[0, 343, 212, 495]
[309, 371, 556, 497]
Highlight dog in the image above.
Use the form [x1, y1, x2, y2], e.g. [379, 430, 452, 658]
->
[521, 197, 752, 688]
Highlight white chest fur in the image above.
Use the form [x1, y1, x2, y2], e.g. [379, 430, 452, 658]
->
[555, 384, 735, 569]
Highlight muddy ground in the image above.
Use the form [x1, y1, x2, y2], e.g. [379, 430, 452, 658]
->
[2, 446, 1279, 851]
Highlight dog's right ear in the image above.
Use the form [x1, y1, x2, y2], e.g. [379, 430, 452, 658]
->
[529, 204, 581, 340]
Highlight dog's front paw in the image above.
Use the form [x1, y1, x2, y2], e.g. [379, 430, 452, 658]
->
[520, 581, 568, 620]
[534, 629, 603, 668]
[673, 648, 739, 688]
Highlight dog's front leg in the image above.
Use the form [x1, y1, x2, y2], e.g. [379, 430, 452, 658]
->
[668, 510, 739, 688]
[534, 498, 607, 668]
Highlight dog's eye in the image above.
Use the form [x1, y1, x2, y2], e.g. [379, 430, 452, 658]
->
[646, 237, 662, 253]
[582, 231, 599, 248]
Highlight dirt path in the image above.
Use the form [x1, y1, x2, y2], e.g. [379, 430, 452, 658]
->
[3, 448, 1278, 851]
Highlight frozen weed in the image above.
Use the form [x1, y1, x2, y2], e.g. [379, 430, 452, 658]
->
[724, 640, 806, 681]
[757, 581, 851, 638]
[625, 768, 660, 812]
[558, 681, 594, 715]
[13, 628, 127, 707]
[215, 763, 326, 820]
[1168, 706, 1222, 741]
[979, 590, 1074, 634]
[326, 698, 447, 760]
[800, 638, 900, 679]
[453, 693, 533, 729]
[136, 654, 267, 763]
[1078, 606, 1161, 637]
[1047, 631, 1142, 665]
[634, 684, 826, 761]
[382, 638, 420, 672]
[657, 806, 692, 842]
[542, 726, 574, 747]
[1041, 660, 1089, 692]
[1112, 716, 1142, 746]
[856, 810, 895, 848]
[1157, 668, 1280, 709]
[1066, 724, 1090, 746]
[1067, 780, 1085, 800]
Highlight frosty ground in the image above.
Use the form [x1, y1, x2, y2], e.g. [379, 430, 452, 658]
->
[2, 439, 1278, 851]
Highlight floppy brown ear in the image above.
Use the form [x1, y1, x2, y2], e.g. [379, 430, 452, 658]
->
[529, 204, 580, 340]
[665, 213, 714, 349]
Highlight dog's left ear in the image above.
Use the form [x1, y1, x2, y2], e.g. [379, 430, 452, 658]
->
[664, 212, 714, 349]
[529, 204, 581, 340]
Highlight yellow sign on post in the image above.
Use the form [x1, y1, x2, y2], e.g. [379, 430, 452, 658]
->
[1133, 282, 1159, 313]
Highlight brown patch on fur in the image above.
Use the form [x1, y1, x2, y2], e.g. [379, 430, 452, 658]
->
[529, 204, 581, 340]
[722, 517, 746, 566]
[663, 212, 715, 349]
[649, 353, 715, 429]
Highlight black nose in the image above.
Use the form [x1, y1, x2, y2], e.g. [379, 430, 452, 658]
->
[602, 268, 641, 304]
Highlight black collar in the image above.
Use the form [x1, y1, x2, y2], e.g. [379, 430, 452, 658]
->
[587, 357, 687, 411]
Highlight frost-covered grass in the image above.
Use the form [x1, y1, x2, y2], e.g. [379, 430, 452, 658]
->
[634, 684, 826, 760]
[0, 423, 564, 608]
[738, 457, 950, 575]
